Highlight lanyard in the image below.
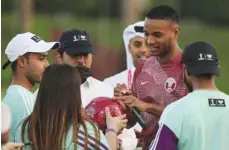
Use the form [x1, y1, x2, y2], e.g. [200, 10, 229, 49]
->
[127, 69, 132, 89]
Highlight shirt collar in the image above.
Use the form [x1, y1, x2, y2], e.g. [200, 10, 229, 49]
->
[81, 76, 94, 88]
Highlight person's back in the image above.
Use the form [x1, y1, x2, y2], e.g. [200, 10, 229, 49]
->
[164, 90, 229, 150]
[65, 122, 109, 150]
[150, 41, 228, 150]
[15, 121, 109, 150]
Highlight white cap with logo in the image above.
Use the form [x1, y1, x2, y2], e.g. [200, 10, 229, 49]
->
[2, 32, 60, 70]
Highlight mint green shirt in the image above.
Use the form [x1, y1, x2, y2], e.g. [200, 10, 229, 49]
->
[158, 90, 229, 150]
[3, 85, 35, 142]
[15, 121, 110, 150]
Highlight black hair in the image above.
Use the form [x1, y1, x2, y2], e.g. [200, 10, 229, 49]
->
[57, 49, 64, 58]
[146, 5, 179, 23]
[195, 73, 214, 79]
[11, 60, 17, 74]
[11, 52, 31, 75]
[187, 72, 214, 79]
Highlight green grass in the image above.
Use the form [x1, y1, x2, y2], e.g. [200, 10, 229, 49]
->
[178, 19, 229, 94]
[1, 14, 229, 97]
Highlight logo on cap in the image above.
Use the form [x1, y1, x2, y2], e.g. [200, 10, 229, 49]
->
[73, 35, 87, 42]
[207, 54, 212, 60]
[73, 36, 79, 42]
[198, 53, 213, 61]
[80, 35, 86, 40]
[31, 36, 42, 43]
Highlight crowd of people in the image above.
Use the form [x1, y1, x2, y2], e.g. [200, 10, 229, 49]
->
[1, 5, 229, 150]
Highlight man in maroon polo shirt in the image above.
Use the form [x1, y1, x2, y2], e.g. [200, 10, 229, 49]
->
[115, 5, 189, 149]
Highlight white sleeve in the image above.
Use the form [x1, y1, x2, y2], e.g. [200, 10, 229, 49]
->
[1, 103, 12, 133]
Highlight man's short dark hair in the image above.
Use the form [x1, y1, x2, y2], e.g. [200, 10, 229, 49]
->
[57, 50, 64, 58]
[187, 72, 214, 79]
[11, 60, 17, 73]
[196, 74, 214, 79]
[146, 5, 179, 23]
[11, 52, 31, 74]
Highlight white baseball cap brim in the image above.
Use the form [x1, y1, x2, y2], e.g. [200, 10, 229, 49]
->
[2, 32, 60, 70]
[26, 41, 60, 54]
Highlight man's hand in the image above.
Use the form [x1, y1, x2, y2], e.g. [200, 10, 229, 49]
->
[114, 83, 132, 97]
[117, 95, 164, 117]
[2, 142, 24, 150]
[116, 95, 147, 112]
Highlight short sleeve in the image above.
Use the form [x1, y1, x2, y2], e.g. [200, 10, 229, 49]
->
[158, 102, 184, 138]
[1, 103, 12, 133]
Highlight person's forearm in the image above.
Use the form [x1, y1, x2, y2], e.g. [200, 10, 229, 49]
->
[1, 129, 10, 144]
[105, 131, 118, 150]
[142, 102, 165, 117]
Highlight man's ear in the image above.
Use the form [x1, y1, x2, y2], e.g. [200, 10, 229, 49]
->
[56, 51, 63, 64]
[17, 56, 26, 68]
[173, 25, 180, 39]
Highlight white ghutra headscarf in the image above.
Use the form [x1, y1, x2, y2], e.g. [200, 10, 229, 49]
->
[123, 21, 145, 69]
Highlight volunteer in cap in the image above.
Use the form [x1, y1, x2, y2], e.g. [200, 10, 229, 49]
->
[56, 29, 113, 107]
[2, 32, 60, 141]
[150, 41, 229, 150]
[104, 21, 150, 89]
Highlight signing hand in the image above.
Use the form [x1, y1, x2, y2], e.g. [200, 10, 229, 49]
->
[116, 95, 146, 111]
[114, 83, 132, 97]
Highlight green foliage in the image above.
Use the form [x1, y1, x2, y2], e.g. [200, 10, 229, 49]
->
[180, 0, 229, 25]
[1, 14, 229, 96]
[35, 0, 121, 17]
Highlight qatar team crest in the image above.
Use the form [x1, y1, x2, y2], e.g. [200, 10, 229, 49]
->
[165, 77, 176, 92]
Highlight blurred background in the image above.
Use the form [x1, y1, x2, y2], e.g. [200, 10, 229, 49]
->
[1, 0, 229, 96]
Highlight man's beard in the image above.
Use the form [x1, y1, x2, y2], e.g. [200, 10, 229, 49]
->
[150, 38, 173, 57]
[25, 72, 40, 86]
[184, 73, 193, 92]
[160, 39, 173, 57]
[75, 66, 92, 84]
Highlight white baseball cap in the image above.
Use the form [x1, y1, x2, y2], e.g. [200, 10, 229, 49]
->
[2, 32, 60, 70]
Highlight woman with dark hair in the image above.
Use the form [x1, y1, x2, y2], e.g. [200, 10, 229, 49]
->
[14, 64, 127, 150]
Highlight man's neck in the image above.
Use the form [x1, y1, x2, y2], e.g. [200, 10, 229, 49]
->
[157, 43, 182, 64]
[11, 75, 33, 91]
[193, 79, 218, 91]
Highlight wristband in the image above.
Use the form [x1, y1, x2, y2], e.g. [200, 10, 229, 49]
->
[105, 128, 119, 134]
